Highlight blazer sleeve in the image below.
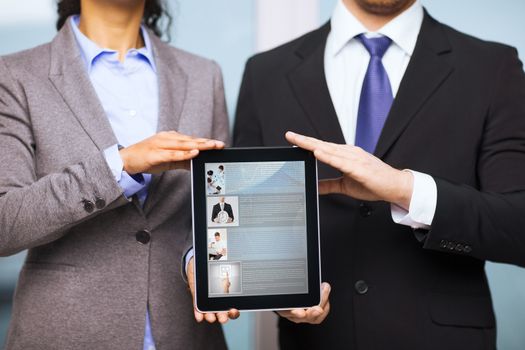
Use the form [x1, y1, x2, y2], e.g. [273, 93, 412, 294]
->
[233, 58, 264, 147]
[422, 47, 525, 267]
[0, 57, 128, 257]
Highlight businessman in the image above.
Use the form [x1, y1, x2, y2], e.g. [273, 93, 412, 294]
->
[234, 0, 525, 349]
[211, 197, 234, 223]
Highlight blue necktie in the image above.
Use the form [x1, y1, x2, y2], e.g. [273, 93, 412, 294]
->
[355, 34, 393, 153]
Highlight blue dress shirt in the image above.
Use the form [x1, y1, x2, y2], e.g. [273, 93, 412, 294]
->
[70, 16, 157, 350]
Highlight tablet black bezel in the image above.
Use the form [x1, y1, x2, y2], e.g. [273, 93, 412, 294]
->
[191, 147, 321, 311]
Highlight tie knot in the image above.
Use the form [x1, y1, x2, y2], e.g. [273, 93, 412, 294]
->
[357, 34, 392, 58]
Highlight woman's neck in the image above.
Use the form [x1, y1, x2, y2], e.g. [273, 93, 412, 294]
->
[79, 0, 145, 61]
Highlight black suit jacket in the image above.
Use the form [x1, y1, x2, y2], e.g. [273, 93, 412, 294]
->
[234, 13, 525, 350]
[211, 202, 234, 222]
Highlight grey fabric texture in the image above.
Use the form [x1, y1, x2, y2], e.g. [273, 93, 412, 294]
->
[0, 20, 229, 350]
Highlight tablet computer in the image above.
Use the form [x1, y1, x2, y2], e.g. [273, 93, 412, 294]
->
[191, 147, 321, 312]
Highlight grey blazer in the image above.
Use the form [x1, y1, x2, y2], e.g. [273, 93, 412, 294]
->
[0, 21, 229, 350]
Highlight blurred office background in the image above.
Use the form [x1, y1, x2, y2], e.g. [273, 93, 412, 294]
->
[1, 0, 524, 349]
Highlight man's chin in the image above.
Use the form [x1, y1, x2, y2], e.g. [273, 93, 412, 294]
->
[354, 0, 414, 16]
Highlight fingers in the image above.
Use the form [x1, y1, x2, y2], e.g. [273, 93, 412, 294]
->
[228, 308, 240, 320]
[194, 309, 204, 323]
[277, 283, 331, 324]
[286, 131, 352, 173]
[157, 132, 225, 151]
[285, 131, 326, 152]
[194, 309, 240, 324]
[319, 282, 331, 309]
[318, 179, 344, 195]
[188, 261, 239, 325]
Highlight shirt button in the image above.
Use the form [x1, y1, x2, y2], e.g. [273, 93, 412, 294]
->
[83, 200, 95, 213]
[355, 280, 369, 295]
[129, 109, 137, 117]
[136, 230, 151, 245]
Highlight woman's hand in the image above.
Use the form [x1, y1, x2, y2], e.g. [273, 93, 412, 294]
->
[119, 131, 225, 174]
[187, 258, 240, 324]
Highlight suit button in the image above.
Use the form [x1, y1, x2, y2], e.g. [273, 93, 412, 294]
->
[136, 230, 151, 245]
[359, 203, 372, 217]
[455, 243, 464, 252]
[464, 245, 472, 253]
[95, 197, 106, 209]
[355, 280, 368, 295]
[83, 200, 95, 213]
[447, 242, 456, 250]
[439, 240, 448, 249]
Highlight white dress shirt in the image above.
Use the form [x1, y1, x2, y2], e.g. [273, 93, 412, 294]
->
[325, 0, 436, 229]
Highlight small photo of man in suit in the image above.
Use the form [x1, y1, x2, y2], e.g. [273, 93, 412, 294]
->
[208, 196, 239, 227]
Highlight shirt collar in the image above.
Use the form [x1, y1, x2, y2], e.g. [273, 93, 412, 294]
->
[69, 15, 157, 72]
[328, 0, 424, 57]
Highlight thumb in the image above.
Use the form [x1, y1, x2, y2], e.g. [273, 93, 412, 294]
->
[318, 178, 343, 195]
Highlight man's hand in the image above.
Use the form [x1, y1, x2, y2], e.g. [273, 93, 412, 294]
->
[278, 282, 331, 324]
[187, 258, 240, 324]
[119, 131, 225, 174]
[285, 131, 414, 210]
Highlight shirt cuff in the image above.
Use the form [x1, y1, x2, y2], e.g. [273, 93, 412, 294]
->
[184, 248, 194, 275]
[103, 144, 147, 198]
[391, 170, 437, 229]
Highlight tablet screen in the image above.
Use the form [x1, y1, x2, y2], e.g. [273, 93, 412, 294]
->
[204, 161, 309, 298]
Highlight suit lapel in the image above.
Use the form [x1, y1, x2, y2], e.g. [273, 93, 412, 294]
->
[149, 34, 188, 133]
[288, 23, 346, 145]
[143, 34, 189, 214]
[48, 24, 118, 150]
[374, 13, 453, 158]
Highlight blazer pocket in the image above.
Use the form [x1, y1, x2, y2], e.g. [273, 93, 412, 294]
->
[23, 261, 80, 273]
[428, 293, 496, 328]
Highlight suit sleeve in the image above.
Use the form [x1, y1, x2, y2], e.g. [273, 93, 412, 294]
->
[0, 58, 128, 257]
[211, 205, 218, 221]
[227, 204, 234, 221]
[233, 58, 264, 147]
[422, 47, 525, 267]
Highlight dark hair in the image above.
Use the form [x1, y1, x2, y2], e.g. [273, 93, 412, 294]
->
[214, 232, 220, 237]
[56, 0, 172, 39]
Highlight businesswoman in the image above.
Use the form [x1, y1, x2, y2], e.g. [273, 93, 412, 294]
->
[0, 0, 238, 349]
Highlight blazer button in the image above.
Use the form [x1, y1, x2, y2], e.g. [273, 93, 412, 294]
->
[455, 243, 464, 252]
[355, 280, 369, 295]
[83, 200, 95, 213]
[464, 245, 472, 253]
[95, 197, 106, 210]
[439, 240, 448, 249]
[447, 242, 456, 250]
[359, 203, 372, 218]
[136, 230, 151, 245]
